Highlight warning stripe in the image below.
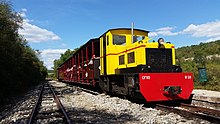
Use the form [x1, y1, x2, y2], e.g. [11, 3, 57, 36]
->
[100, 45, 146, 58]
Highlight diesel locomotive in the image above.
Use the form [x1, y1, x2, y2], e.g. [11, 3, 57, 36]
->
[57, 28, 194, 102]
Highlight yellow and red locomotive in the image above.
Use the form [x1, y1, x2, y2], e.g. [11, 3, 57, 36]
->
[57, 28, 193, 102]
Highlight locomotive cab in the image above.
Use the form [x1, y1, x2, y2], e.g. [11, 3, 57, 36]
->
[100, 28, 178, 75]
[100, 28, 149, 75]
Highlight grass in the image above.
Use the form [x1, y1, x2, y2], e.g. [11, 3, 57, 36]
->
[194, 82, 220, 91]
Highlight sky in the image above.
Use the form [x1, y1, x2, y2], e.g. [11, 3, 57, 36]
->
[11, 0, 220, 69]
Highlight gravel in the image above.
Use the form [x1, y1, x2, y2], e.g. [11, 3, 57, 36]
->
[0, 80, 214, 124]
[51, 81, 210, 124]
[0, 85, 41, 124]
[192, 89, 220, 110]
[34, 84, 63, 124]
[193, 89, 220, 98]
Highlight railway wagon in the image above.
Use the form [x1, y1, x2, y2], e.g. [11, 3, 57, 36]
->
[57, 28, 194, 102]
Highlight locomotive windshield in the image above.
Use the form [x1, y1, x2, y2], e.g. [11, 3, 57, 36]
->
[133, 35, 145, 43]
[146, 48, 172, 66]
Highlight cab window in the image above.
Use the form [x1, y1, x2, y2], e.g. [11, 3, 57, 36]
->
[128, 52, 135, 63]
[113, 35, 126, 45]
[133, 35, 145, 43]
[119, 55, 125, 65]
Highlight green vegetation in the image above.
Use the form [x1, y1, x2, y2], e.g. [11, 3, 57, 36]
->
[176, 40, 220, 91]
[0, 1, 47, 105]
[47, 69, 54, 79]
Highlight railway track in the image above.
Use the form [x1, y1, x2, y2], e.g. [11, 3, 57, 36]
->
[72, 85, 220, 123]
[60, 83, 220, 123]
[192, 98, 220, 104]
[156, 102, 220, 123]
[71, 85, 220, 123]
[192, 98, 220, 110]
[78, 87, 100, 95]
[27, 82, 71, 124]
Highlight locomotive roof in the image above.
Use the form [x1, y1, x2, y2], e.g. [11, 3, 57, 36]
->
[99, 28, 149, 37]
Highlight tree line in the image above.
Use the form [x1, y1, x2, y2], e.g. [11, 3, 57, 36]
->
[0, 1, 47, 105]
[176, 40, 220, 91]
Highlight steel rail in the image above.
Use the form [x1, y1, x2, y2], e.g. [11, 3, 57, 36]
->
[192, 98, 220, 105]
[156, 104, 220, 123]
[48, 83, 72, 124]
[79, 87, 100, 95]
[27, 83, 45, 124]
[178, 102, 220, 117]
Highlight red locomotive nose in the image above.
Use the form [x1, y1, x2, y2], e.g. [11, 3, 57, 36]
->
[139, 73, 194, 102]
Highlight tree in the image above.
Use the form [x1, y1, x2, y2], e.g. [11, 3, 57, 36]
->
[194, 51, 206, 67]
[0, 1, 48, 105]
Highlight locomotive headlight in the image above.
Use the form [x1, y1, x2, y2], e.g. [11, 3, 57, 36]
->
[158, 38, 164, 45]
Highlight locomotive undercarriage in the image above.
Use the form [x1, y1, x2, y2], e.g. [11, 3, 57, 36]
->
[99, 74, 144, 99]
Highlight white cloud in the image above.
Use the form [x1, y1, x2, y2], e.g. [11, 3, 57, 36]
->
[149, 21, 220, 43]
[18, 8, 61, 42]
[19, 9, 27, 18]
[148, 32, 158, 37]
[40, 49, 66, 69]
[21, 8, 27, 12]
[19, 22, 61, 42]
[182, 21, 220, 43]
[182, 21, 220, 38]
[149, 26, 179, 37]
